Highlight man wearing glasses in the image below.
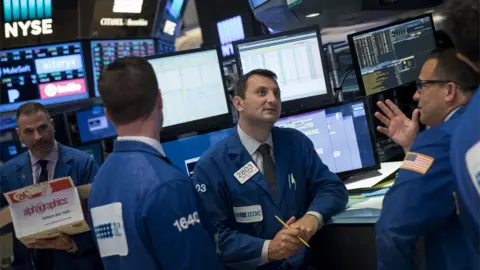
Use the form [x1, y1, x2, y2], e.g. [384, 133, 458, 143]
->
[374, 48, 479, 270]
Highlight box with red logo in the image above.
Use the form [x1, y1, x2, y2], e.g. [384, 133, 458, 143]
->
[2, 177, 90, 246]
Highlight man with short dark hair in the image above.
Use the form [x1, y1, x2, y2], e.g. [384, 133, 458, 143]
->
[0, 102, 102, 270]
[88, 56, 225, 270]
[375, 48, 479, 269]
[443, 0, 480, 257]
[193, 69, 348, 269]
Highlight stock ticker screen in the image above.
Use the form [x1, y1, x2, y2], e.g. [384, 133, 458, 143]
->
[275, 101, 377, 174]
[0, 42, 89, 113]
[351, 16, 436, 95]
[90, 39, 156, 97]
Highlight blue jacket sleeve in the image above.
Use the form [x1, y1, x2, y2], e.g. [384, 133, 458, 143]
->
[376, 134, 456, 270]
[71, 156, 99, 251]
[193, 164, 266, 270]
[142, 178, 225, 270]
[300, 134, 348, 219]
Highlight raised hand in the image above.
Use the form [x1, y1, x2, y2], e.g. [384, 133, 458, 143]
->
[375, 99, 420, 152]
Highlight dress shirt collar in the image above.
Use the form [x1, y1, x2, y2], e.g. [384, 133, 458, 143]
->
[237, 124, 273, 156]
[117, 136, 166, 157]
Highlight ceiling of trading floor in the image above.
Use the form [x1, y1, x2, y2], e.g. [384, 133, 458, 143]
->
[253, 0, 447, 43]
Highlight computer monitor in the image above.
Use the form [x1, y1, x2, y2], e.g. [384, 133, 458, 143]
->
[348, 14, 437, 96]
[217, 16, 245, 57]
[0, 42, 90, 113]
[0, 115, 16, 131]
[76, 105, 117, 144]
[90, 39, 156, 97]
[147, 48, 233, 141]
[162, 128, 232, 177]
[77, 142, 104, 165]
[0, 129, 25, 163]
[233, 26, 333, 113]
[275, 99, 379, 176]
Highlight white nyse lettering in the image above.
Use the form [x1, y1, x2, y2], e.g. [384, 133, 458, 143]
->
[4, 23, 17, 38]
[42, 19, 53, 34]
[17, 21, 31, 37]
[30, 20, 42, 35]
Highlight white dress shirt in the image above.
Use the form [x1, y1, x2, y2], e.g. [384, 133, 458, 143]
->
[237, 125, 322, 265]
[30, 140, 59, 184]
[117, 136, 166, 157]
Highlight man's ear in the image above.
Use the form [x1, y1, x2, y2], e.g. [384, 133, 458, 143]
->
[445, 82, 457, 102]
[233, 96, 244, 112]
[16, 127, 21, 138]
[157, 89, 163, 111]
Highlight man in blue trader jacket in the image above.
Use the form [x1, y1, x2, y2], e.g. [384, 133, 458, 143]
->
[193, 69, 348, 270]
[442, 0, 480, 256]
[88, 57, 225, 270]
[0, 102, 102, 270]
[374, 49, 479, 270]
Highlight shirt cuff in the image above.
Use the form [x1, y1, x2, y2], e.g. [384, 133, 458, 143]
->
[259, 240, 271, 266]
[306, 211, 324, 230]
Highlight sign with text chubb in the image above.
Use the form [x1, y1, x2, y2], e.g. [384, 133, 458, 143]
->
[3, 0, 54, 39]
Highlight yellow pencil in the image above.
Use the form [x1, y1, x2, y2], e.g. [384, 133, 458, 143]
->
[274, 215, 311, 248]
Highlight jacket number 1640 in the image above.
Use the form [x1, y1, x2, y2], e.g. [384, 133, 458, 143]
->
[173, 212, 201, 232]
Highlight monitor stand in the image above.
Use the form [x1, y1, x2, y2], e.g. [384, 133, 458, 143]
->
[342, 169, 382, 182]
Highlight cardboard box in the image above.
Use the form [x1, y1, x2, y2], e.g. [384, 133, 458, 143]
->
[1, 177, 92, 245]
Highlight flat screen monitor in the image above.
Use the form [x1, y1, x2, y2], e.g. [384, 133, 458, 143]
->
[77, 142, 104, 165]
[275, 100, 379, 176]
[0, 42, 90, 113]
[234, 26, 333, 113]
[217, 15, 245, 57]
[348, 14, 437, 96]
[0, 115, 16, 131]
[76, 106, 117, 143]
[90, 39, 156, 97]
[167, 0, 185, 19]
[147, 48, 232, 140]
[0, 129, 26, 163]
[162, 128, 232, 177]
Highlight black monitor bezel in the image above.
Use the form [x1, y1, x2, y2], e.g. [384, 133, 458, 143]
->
[233, 26, 334, 115]
[75, 105, 118, 144]
[347, 13, 437, 97]
[0, 40, 92, 113]
[88, 38, 158, 97]
[77, 141, 105, 165]
[278, 97, 381, 178]
[145, 47, 234, 142]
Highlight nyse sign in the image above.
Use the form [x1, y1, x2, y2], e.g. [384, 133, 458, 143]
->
[3, 0, 54, 38]
[4, 19, 53, 38]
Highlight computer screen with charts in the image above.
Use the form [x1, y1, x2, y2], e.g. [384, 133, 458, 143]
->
[147, 48, 232, 141]
[275, 100, 379, 175]
[90, 39, 156, 97]
[348, 14, 436, 96]
[0, 42, 90, 113]
[162, 128, 232, 177]
[234, 27, 333, 112]
[76, 105, 117, 143]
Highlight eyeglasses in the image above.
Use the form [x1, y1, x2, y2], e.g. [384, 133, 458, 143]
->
[415, 80, 456, 90]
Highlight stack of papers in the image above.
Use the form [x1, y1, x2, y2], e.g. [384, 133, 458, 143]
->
[344, 161, 402, 191]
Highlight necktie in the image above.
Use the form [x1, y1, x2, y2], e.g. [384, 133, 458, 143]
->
[37, 160, 49, 183]
[257, 144, 277, 198]
[34, 160, 54, 269]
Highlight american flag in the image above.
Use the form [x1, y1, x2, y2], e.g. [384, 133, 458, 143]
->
[401, 152, 434, 174]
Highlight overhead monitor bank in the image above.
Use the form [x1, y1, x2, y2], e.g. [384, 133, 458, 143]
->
[234, 27, 334, 113]
[147, 48, 231, 128]
[348, 14, 437, 96]
[0, 42, 90, 113]
[90, 38, 156, 97]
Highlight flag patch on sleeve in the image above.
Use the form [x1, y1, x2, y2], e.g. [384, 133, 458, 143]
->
[400, 152, 434, 174]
